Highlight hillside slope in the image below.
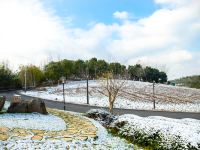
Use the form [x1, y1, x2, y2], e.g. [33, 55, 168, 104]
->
[172, 75, 200, 89]
[21, 80, 200, 112]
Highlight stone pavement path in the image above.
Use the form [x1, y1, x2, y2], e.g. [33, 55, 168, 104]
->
[0, 108, 97, 142]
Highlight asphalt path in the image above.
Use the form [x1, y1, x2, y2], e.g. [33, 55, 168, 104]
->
[1, 91, 199, 120]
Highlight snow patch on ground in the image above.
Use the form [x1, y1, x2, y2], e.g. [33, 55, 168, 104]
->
[0, 110, 134, 150]
[3, 101, 10, 110]
[72, 112, 135, 150]
[0, 113, 66, 131]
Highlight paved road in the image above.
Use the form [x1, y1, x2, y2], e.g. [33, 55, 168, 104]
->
[1, 91, 200, 120]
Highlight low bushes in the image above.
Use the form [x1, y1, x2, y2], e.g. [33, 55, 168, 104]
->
[85, 109, 117, 127]
[86, 109, 200, 150]
[109, 115, 200, 150]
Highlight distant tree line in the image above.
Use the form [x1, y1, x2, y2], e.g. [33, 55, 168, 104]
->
[172, 75, 200, 89]
[128, 64, 167, 83]
[0, 65, 21, 90]
[18, 65, 44, 88]
[44, 58, 127, 81]
[0, 58, 168, 89]
[43, 58, 167, 83]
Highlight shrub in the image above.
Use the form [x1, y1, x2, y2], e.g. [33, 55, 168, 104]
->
[109, 118, 199, 150]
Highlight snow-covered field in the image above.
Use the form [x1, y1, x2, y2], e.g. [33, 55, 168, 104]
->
[111, 114, 200, 149]
[21, 80, 200, 112]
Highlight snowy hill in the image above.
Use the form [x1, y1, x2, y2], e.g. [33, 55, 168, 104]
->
[21, 80, 200, 112]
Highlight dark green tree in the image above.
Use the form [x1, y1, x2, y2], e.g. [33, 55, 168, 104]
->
[61, 59, 74, 79]
[88, 58, 98, 79]
[128, 64, 144, 81]
[96, 59, 109, 77]
[73, 59, 86, 79]
[159, 71, 167, 83]
[144, 66, 164, 83]
[0, 64, 21, 90]
[44, 61, 62, 82]
[18, 65, 44, 87]
[109, 62, 124, 77]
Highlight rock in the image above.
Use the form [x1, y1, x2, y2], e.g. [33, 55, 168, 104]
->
[86, 109, 111, 118]
[7, 99, 48, 114]
[12, 95, 22, 104]
[7, 101, 28, 113]
[109, 120, 128, 133]
[85, 109, 117, 127]
[27, 99, 48, 114]
[0, 96, 6, 111]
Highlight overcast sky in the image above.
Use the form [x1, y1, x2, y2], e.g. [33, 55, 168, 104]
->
[0, 0, 200, 79]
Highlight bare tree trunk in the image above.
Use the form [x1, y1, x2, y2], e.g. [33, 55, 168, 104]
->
[98, 72, 126, 114]
[109, 100, 114, 114]
[108, 93, 114, 113]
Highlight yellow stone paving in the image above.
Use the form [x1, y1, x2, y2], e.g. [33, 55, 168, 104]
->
[0, 133, 9, 141]
[0, 108, 98, 142]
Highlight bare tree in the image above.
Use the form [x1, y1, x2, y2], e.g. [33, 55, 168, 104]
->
[98, 72, 127, 113]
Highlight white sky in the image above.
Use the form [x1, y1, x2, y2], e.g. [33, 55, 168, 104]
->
[0, 0, 200, 79]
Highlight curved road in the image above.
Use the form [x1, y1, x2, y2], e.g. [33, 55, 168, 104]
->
[1, 91, 200, 120]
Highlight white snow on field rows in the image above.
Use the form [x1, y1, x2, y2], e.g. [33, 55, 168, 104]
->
[21, 80, 200, 112]
[0, 113, 66, 131]
[114, 114, 200, 149]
